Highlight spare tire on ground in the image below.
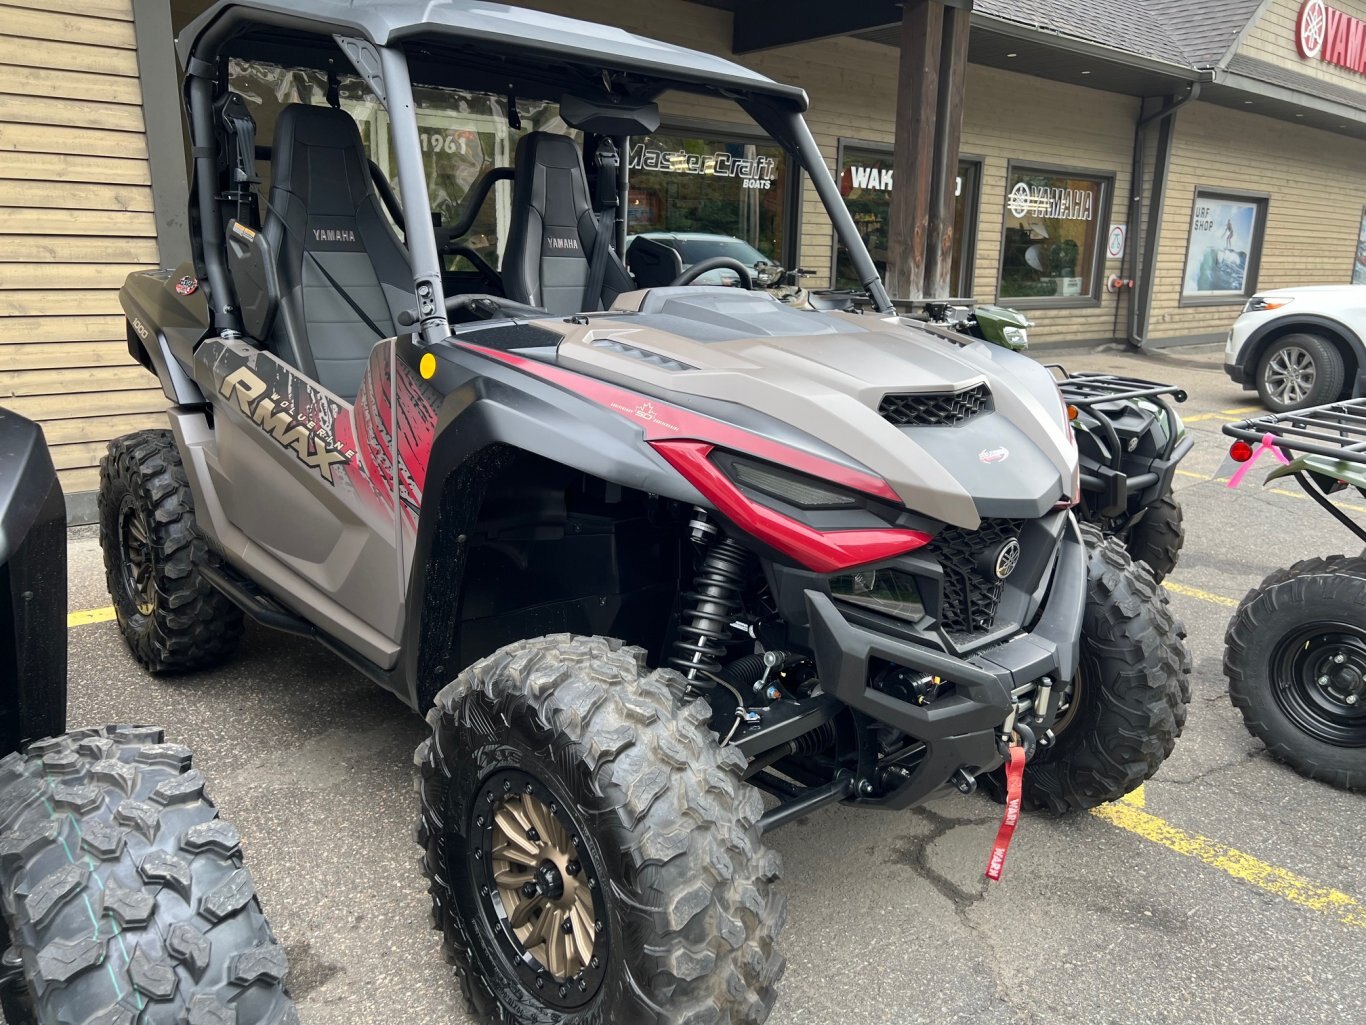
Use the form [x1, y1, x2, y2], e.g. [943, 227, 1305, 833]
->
[0, 725, 297, 1025]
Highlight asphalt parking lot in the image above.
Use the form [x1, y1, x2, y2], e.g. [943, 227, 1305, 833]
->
[58, 342, 1366, 1025]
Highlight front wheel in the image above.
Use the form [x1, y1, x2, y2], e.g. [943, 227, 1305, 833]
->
[1255, 333, 1343, 412]
[1021, 524, 1191, 813]
[1224, 557, 1366, 790]
[416, 635, 786, 1025]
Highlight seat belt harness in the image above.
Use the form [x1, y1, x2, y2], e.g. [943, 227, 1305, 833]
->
[582, 138, 620, 313]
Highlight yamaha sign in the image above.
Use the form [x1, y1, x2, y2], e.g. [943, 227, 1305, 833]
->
[1296, 0, 1366, 75]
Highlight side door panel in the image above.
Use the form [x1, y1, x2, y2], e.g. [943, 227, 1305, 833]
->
[194, 338, 404, 644]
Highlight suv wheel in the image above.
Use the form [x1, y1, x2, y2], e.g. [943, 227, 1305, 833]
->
[98, 431, 243, 673]
[1256, 333, 1344, 412]
[417, 634, 786, 1025]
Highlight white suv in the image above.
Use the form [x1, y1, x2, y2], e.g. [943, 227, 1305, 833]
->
[1224, 285, 1366, 411]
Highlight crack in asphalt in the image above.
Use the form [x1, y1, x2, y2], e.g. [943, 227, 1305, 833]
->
[892, 807, 995, 910]
[890, 807, 1042, 1025]
[1160, 748, 1260, 786]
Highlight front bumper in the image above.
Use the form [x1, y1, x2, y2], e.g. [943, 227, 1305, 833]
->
[804, 518, 1087, 809]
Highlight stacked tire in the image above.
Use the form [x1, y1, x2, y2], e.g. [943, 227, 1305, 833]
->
[0, 726, 295, 1024]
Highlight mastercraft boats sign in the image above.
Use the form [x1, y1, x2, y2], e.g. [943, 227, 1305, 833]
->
[1296, 0, 1366, 75]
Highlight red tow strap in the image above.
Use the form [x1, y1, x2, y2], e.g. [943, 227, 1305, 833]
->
[985, 744, 1026, 882]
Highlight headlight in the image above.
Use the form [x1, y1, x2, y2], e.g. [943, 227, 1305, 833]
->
[1001, 326, 1029, 349]
[725, 457, 861, 509]
[1244, 296, 1293, 313]
[831, 568, 925, 622]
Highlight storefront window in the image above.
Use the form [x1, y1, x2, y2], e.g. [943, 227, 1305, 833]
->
[1181, 190, 1267, 303]
[833, 143, 979, 295]
[627, 130, 789, 267]
[999, 168, 1109, 304]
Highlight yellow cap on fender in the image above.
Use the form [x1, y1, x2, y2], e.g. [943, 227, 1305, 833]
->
[419, 352, 437, 379]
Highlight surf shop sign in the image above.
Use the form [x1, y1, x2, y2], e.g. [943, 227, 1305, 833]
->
[1296, 0, 1366, 76]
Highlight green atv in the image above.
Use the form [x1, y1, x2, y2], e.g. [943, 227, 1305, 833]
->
[1224, 402, 1366, 790]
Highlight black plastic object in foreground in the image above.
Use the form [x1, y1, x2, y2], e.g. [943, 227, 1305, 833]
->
[0, 407, 67, 758]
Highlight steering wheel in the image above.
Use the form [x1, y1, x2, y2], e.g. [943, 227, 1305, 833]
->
[670, 257, 754, 289]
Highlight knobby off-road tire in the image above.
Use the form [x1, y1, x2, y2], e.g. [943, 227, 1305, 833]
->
[1225, 556, 1366, 791]
[0, 725, 295, 1024]
[98, 431, 242, 673]
[416, 634, 786, 1025]
[1022, 524, 1191, 813]
[1124, 490, 1184, 584]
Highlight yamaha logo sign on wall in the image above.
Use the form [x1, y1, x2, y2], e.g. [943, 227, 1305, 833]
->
[1295, 0, 1366, 75]
[1298, 0, 1328, 58]
[993, 538, 1022, 581]
[979, 446, 1010, 464]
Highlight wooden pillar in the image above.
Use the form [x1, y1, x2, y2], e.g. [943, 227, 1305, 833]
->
[924, 3, 972, 298]
[885, 0, 942, 301]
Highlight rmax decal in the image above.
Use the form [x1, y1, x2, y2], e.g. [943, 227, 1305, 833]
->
[219, 367, 352, 482]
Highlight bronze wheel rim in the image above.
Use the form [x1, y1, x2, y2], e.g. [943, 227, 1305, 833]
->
[118, 496, 155, 617]
[471, 769, 609, 1009]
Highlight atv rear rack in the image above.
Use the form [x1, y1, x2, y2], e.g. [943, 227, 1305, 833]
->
[1223, 399, 1366, 466]
[1047, 368, 1188, 407]
[1224, 399, 1366, 545]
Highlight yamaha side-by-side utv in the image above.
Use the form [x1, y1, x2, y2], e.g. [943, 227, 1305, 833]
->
[0, 409, 295, 1025]
[105, 2, 1191, 1022]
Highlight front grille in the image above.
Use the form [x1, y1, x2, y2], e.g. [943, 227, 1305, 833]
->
[928, 519, 1024, 636]
[879, 384, 991, 427]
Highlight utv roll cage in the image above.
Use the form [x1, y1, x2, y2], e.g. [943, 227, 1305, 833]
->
[177, 0, 895, 345]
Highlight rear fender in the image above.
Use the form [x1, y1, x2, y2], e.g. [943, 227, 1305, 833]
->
[119, 265, 209, 406]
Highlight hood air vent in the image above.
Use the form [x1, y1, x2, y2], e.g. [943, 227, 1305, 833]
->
[879, 383, 991, 427]
[590, 337, 696, 372]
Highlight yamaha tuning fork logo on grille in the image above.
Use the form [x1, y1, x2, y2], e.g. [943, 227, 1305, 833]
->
[993, 538, 1021, 580]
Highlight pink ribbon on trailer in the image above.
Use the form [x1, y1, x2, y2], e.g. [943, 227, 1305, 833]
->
[1227, 432, 1290, 489]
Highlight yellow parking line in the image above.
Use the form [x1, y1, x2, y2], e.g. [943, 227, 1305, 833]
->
[1120, 783, 1146, 808]
[1092, 800, 1366, 930]
[67, 606, 117, 627]
[1182, 405, 1261, 423]
[1163, 580, 1240, 607]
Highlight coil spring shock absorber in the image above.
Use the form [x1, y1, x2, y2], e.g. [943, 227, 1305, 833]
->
[671, 511, 752, 685]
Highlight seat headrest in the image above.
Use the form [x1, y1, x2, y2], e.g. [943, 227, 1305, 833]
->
[270, 104, 373, 223]
[515, 131, 589, 178]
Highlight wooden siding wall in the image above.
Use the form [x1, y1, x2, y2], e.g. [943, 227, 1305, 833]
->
[1146, 101, 1366, 341]
[1240, 0, 1366, 89]
[0, 0, 165, 499]
[517, 0, 1139, 344]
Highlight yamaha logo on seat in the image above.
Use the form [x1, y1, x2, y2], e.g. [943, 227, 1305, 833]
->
[307, 219, 364, 251]
[542, 228, 581, 255]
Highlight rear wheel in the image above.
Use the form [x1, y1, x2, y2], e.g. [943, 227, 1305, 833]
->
[0, 726, 296, 1024]
[1020, 524, 1190, 813]
[416, 634, 786, 1025]
[1224, 557, 1366, 790]
[98, 431, 242, 673]
[1255, 333, 1343, 412]
[1124, 490, 1184, 583]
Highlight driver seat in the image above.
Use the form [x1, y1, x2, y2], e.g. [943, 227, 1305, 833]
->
[500, 132, 635, 316]
[262, 104, 414, 401]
